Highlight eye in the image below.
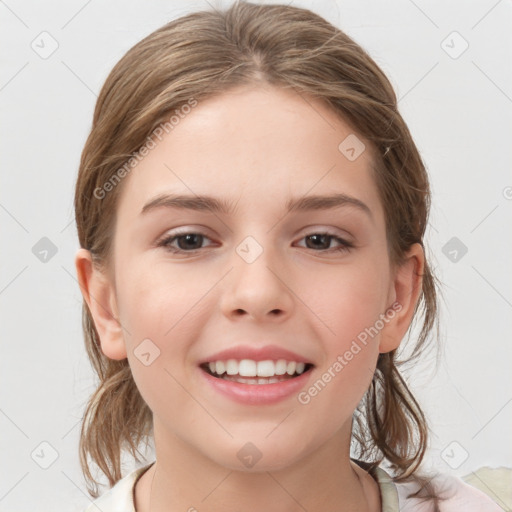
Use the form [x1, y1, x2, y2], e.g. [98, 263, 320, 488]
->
[297, 232, 354, 253]
[157, 230, 353, 255]
[157, 231, 213, 253]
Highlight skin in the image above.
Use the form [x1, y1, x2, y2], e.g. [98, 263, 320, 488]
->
[75, 83, 424, 512]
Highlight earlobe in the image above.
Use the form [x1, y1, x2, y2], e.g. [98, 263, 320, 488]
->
[74, 248, 127, 360]
[378, 243, 425, 353]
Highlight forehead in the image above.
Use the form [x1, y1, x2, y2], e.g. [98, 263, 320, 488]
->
[116, 84, 384, 224]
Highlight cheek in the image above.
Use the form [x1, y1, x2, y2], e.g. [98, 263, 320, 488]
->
[297, 266, 385, 419]
[298, 258, 387, 403]
[115, 253, 198, 341]
[301, 257, 390, 343]
[114, 257, 211, 393]
[116, 273, 199, 418]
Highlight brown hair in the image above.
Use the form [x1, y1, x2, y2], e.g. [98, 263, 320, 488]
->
[74, 0, 444, 505]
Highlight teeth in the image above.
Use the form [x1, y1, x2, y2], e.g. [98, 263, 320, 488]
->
[275, 359, 287, 375]
[226, 359, 238, 375]
[215, 361, 225, 375]
[204, 359, 309, 378]
[221, 375, 288, 384]
[239, 359, 257, 377]
[257, 360, 275, 377]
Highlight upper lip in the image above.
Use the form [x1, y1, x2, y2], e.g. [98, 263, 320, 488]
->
[198, 344, 314, 366]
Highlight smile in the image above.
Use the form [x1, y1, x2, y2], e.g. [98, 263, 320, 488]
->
[199, 359, 315, 404]
[201, 359, 312, 383]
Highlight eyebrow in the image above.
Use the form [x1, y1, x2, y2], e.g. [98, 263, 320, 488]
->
[140, 192, 373, 219]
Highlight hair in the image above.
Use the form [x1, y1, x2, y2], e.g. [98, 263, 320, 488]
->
[74, 0, 444, 506]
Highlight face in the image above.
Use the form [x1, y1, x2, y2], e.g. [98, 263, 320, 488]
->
[77, 83, 423, 473]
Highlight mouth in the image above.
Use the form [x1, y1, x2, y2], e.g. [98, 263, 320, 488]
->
[199, 359, 315, 385]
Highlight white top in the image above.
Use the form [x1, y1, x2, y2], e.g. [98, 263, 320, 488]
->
[82, 461, 511, 512]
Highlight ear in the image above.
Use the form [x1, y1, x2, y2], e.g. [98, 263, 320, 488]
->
[379, 243, 425, 353]
[74, 248, 127, 360]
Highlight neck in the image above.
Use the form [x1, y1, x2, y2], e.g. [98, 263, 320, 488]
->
[135, 420, 381, 512]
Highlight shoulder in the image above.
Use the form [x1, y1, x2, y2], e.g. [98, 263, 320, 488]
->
[389, 466, 511, 512]
[82, 463, 154, 512]
[461, 466, 512, 510]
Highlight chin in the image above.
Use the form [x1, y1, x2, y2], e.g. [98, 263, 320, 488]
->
[205, 438, 311, 474]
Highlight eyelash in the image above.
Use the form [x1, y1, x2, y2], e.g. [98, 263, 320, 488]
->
[156, 230, 354, 255]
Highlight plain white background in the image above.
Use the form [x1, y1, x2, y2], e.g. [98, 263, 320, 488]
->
[1, 0, 511, 510]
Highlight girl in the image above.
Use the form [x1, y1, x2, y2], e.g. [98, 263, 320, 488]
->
[73, 2, 508, 511]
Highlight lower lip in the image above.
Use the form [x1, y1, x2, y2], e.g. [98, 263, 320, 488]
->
[199, 367, 313, 405]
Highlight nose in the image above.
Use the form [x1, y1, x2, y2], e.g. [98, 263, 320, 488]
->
[220, 240, 295, 322]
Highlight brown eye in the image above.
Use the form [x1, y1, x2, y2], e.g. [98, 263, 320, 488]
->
[299, 232, 353, 253]
[158, 232, 212, 253]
